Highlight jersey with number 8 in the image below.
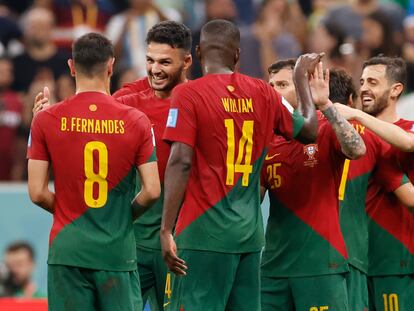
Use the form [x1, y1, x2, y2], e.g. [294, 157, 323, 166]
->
[27, 92, 156, 271]
[163, 73, 305, 252]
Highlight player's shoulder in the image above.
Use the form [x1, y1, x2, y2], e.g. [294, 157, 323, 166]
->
[113, 77, 151, 98]
[396, 118, 414, 132]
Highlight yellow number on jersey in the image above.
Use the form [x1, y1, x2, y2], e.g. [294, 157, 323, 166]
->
[383, 293, 399, 311]
[309, 307, 329, 311]
[165, 272, 172, 299]
[266, 163, 282, 189]
[84, 141, 108, 208]
[338, 159, 350, 201]
[225, 119, 254, 187]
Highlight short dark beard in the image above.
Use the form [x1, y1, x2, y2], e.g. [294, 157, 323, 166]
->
[362, 89, 390, 117]
[150, 64, 185, 93]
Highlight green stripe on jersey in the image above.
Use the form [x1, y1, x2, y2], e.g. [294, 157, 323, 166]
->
[292, 110, 305, 138]
[340, 172, 371, 273]
[48, 168, 138, 271]
[175, 151, 267, 253]
[261, 194, 349, 277]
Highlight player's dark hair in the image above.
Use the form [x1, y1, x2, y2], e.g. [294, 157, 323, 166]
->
[363, 55, 407, 87]
[6, 241, 35, 260]
[201, 19, 240, 48]
[329, 68, 357, 105]
[146, 21, 192, 53]
[72, 33, 114, 77]
[268, 59, 296, 75]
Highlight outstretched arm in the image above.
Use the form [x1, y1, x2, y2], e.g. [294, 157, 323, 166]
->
[310, 63, 366, 159]
[160, 142, 192, 275]
[335, 103, 414, 152]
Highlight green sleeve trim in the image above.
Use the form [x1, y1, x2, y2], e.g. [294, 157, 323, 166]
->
[146, 148, 157, 163]
[401, 174, 410, 186]
[292, 110, 305, 138]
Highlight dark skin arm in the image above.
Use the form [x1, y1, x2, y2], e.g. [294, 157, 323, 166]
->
[292, 53, 324, 144]
[160, 142, 193, 275]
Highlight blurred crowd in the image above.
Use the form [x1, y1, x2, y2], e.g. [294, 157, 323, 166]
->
[0, 0, 413, 181]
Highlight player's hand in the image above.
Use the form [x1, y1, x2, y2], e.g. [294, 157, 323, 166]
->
[333, 103, 360, 120]
[161, 231, 187, 276]
[309, 61, 330, 108]
[294, 52, 325, 77]
[33, 87, 51, 115]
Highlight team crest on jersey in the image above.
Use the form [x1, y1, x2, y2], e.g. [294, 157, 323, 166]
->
[303, 144, 318, 167]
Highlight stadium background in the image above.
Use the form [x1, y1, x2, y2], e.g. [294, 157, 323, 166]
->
[1, 0, 414, 309]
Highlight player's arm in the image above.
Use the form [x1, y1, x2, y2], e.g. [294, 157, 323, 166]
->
[310, 63, 366, 159]
[28, 159, 55, 214]
[335, 103, 414, 152]
[292, 53, 322, 144]
[160, 142, 192, 276]
[394, 183, 414, 212]
[131, 162, 161, 220]
[33, 87, 51, 114]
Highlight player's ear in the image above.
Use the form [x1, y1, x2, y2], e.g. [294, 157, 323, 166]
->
[390, 82, 403, 99]
[107, 57, 115, 77]
[234, 48, 240, 66]
[68, 59, 75, 77]
[183, 53, 192, 70]
[347, 94, 353, 107]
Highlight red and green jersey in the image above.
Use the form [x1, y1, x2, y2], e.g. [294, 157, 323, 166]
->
[27, 92, 156, 271]
[261, 115, 348, 277]
[340, 126, 407, 274]
[163, 72, 305, 253]
[118, 88, 171, 249]
[112, 77, 150, 98]
[367, 118, 414, 276]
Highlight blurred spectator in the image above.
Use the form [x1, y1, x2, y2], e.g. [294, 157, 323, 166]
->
[12, 7, 69, 92]
[0, 57, 23, 181]
[111, 66, 139, 94]
[0, 4, 22, 57]
[402, 15, 414, 92]
[239, 0, 302, 79]
[191, 0, 238, 78]
[53, 0, 114, 50]
[106, 0, 177, 77]
[324, 0, 405, 43]
[0, 241, 44, 298]
[56, 74, 75, 101]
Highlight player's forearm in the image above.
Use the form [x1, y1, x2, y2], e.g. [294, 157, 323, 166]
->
[321, 102, 366, 159]
[293, 69, 318, 144]
[394, 183, 414, 212]
[30, 190, 55, 214]
[161, 145, 193, 234]
[354, 110, 414, 152]
[131, 189, 159, 221]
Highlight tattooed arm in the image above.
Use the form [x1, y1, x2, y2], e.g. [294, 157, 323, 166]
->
[309, 63, 366, 159]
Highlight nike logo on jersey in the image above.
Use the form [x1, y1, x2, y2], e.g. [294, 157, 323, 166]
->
[265, 153, 281, 160]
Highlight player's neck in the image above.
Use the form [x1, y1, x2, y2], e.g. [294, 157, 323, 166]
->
[75, 76, 110, 95]
[375, 103, 400, 123]
[202, 62, 234, 75]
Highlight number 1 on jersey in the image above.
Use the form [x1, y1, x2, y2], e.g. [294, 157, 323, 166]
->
[225, 119, 254, 187]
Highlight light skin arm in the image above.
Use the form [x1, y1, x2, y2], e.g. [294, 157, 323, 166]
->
[310, 63, 366, 159]
[33, 87, 51, 114]
[292, 53, 322, 144]
[393, 182, 414, 213]
[28, 159, 55, 214]
[160, 142, 192, 275]
[131, 161, 161, 220]
[334, 103, 414, 152]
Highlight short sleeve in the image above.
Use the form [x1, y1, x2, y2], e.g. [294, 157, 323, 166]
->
[269, 86, 304, 139]
[163, 84, 197, 148]
[26, 112, 50, 161]
[373, 141, 408, 192]
[135, 114, 157, 166]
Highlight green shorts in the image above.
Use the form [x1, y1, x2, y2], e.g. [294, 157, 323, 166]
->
[261, 273, 349, 311]
[137, 246, 167, 311]
[368, 274, 414, 311]
[48, 264, 142, 311]
[164, 250, 260, 311]
[346, 266, 368, 310]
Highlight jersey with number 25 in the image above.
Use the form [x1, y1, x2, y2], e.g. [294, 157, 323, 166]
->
[27, 92, 156, 271]
[163, 73, 305, 253]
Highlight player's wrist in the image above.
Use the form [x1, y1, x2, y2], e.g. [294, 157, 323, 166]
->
[316, 99, 333, 111]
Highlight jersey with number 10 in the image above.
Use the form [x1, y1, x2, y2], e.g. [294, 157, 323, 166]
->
[163, 72, 305, 253]
[27, 92, 156, 271]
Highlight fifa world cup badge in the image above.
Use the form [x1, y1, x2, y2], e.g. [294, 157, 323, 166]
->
[303, 144, 318, 167]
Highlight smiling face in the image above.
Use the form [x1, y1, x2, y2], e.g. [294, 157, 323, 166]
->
[146, 42, 191, 95]
[359, 64, 391, 116]
[269, 68, 297, 109]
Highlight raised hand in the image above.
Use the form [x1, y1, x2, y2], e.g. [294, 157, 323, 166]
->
[294, 52, 325, 77]
[309, 62, 330, 108]
[33, 86, 51, 115]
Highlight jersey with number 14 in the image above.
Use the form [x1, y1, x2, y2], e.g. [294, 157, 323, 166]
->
[163, 73, 305, 253]
[27, 92, 156, 271]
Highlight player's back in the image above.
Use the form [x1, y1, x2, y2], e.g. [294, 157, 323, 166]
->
[28, 91, 154, 271]
[164, 72, 301, 253]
